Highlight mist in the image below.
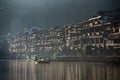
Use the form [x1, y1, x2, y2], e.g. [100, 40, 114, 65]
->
[0, 0, 120, 35]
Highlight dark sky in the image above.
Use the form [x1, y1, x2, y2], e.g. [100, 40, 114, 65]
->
[0, 0, 120, 35]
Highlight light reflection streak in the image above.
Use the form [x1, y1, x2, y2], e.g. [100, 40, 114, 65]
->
[7, 61, 120, 80]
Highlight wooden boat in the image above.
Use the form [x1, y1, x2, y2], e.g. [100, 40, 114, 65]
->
[35, 56, 51, 63]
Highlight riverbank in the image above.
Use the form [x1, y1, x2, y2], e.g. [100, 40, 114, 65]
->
[54, 56, 120, 63]
[1, 55, 120, 63]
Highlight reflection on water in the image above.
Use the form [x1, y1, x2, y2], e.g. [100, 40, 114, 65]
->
[0, 60, 120, 80]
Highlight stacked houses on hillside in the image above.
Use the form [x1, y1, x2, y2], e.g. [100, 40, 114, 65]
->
[9, 9, 120, 58]
[79, 10, 120, 55]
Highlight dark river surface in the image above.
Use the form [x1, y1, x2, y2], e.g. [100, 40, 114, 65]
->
[0, 60, 120, 80]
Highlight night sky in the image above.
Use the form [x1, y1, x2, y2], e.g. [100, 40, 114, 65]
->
[0, 0, 120, 35]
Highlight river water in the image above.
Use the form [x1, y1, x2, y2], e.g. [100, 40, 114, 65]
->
[0, 60, 120, 80]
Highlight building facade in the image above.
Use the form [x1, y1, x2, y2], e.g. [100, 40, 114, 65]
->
[9, 10, 120, 58]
